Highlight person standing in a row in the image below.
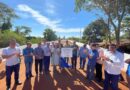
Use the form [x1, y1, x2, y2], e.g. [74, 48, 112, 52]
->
[2, 39, 22, 90]
[43, 43, 51, 74]
[64, 40, 70, 64]
[71, 41, 79, 70]
[79, 44, 88, 70]
[23, 42, 34, 80]
[87, 44, 99, 82]
[51, 43, 61, 71]
[102, 44, 124, 90]
[34, 42, 44, 75]
[95, 44, 103, 82]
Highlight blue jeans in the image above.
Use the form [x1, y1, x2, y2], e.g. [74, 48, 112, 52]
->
[80, 57, 86, 69]
[25, 61, 33, 78]
[87, 64, 95, 81]
[44, 56, 50, 72]
[6, 63, 20, 88]
[104, 71, 119, 90]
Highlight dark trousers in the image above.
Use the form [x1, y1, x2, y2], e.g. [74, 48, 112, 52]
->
[71, 56, 77, 69]
[25, 61, 33, 78]
[87, 64, 95, 81]
[95, 63, 102, 81]
[44, 56, 50, 72]
[80, 57, 86, 69]
[6, 63, 20, 88]
[35, 59, 43, 74]
[104, 71, 119, 90]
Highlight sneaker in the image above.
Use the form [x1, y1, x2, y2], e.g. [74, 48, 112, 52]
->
[6, 87, 10, 90]
[30, 75, 34, 77]
[15, 81, 22, 85]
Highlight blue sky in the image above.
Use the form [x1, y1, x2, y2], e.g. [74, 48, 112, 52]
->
[1, 0, 101, 38]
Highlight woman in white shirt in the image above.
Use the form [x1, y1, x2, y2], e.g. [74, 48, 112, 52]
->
[51, 43, 60, 71]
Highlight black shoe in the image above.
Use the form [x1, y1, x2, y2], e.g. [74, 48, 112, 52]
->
[30, 75, 34, 77]
[15, 81, 22, 85]
[6, 87, 10, 90]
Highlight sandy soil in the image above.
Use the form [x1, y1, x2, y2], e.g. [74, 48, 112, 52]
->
[0, 58, 129, 90]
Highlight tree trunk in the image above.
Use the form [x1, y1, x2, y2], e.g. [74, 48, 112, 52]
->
[115, 29, 120, 46]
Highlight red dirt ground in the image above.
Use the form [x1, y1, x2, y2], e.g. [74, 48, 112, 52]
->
[0, 58, 129, 90]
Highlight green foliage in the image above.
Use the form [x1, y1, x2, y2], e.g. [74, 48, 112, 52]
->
[29, 37, 42, 44]
[121, 16, 130, 39]
[1, 18, 12, 31]
[14, 26, 32, 36]
[0, 2, 18, 31]
[0, 30, 26, 47]
[43, 28, 57, 41]
[75, 0, 130, 44]
[83, 18, 109, 43]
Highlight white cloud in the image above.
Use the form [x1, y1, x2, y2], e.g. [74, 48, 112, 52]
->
[45, 3, 56, 15]
[17, 4, 83, 34]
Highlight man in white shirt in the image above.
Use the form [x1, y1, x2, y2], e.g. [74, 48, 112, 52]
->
[103, 44, 124, 90]
[43, 43, 51, 74]
[2, 39, 22, 90]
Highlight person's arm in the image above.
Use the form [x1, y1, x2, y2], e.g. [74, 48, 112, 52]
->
[2, 49, 16, 59]
[107, 53, 124, 68]
[34, 48, 38, 57]
[88, 49, 93, 59]
[0, 56, 2, 63]
[125, 59, 130, 63]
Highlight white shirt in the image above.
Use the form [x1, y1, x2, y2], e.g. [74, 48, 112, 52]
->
[42, 46, 51, 56]
[104, 50, 124, 75]
[2, 47, 21, 66]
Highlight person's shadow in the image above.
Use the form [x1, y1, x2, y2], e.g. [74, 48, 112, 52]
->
[33, 73, 56, 90]
[0, 70, 6, 80]
[22, 79, 32, 90]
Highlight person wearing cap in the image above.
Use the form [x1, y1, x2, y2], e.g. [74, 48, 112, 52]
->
[23, 42, 34, 79]
[34, 42, 44, 75]
[102, 44, 124, 90]
[2, 39, 22, 90]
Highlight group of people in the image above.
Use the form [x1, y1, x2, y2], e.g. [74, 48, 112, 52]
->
[0, 38, 130, 90]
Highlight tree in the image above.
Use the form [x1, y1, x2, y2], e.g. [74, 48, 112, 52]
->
[75, 0, 130, 45]
[1, 18, 12, 31]
[21, 26, 31, 37]
[15, 26, 22, 34]
[43, 28, 57, 41]
[121, 16, 130, 39]
[83, 18, 109, 43]
[0, 2, 18, 31]
[14, 26, 32, 37]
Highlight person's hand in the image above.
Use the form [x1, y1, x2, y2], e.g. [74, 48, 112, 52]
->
[102, 56, 109, 61]
[30, 53, 33, 56]
[15, 52, 20, 57]
[125, 59, 130, 63]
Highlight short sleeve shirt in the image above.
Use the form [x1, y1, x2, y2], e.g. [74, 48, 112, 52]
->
[2, 47, 21, 66]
